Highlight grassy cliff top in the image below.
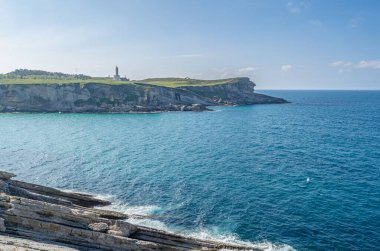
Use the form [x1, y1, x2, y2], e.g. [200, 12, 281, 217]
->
[138, 77, 246, 87]
[0, 77, 132, 85]
[0, 70, 248, 87]
[0, 77, 245, 87]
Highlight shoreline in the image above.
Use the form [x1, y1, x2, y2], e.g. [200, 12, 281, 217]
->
[0, 80, 288, 114]
[0, 171, 266, 251]
[0, 97, 288, 115]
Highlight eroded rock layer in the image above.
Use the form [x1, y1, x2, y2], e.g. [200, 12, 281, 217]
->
[0, 171, 264, 251]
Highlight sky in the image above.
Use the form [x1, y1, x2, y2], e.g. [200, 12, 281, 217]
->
[1, 0, 380, 89]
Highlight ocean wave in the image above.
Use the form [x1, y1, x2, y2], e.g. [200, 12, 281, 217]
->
[184, 228, 296, 251]
[96, 197, 297, 251]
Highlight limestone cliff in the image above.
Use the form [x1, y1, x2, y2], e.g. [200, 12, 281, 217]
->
[179, 77, 286, 105]
[0, 78, 287, 113]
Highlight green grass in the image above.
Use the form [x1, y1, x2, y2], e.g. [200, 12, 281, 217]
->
[0, 76, 244, 88]
[0, 77, 132, 85]
[137, 78, 242, 87]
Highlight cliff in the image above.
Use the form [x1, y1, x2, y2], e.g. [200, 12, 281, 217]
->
[0, 171, 265, 250]
[179, 78, 286, 105]
[0, 78, 287, 113]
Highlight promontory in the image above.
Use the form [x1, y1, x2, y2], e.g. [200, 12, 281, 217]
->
[0, 69, 287, 113]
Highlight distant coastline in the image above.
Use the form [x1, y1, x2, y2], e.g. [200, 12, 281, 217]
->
[0, 69, 287, 113]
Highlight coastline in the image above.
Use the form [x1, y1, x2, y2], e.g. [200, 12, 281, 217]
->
[0, 171, 265, 251]
[0, 100, 289, 115]
[0, 79, 288, 113]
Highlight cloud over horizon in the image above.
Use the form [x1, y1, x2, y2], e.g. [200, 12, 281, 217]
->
[330, 60, 380, 72]
[281, 65, 293, 72]
[357, 60, 380, 69]
[238, 67, 256, 74]
[212, 66, 256, 79]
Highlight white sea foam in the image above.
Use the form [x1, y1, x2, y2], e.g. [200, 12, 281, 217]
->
[100, 201, 161, 216]
[61, 189, 116, 201]
[185, 229, 296, 251]
[100, 201, 170, 231]
[96, 197, 297, 251]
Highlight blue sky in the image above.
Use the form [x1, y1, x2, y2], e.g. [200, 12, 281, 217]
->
[1, 0, 380, 89]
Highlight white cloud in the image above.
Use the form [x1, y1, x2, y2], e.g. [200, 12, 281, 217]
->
[215, 66, 256, 79]
[329, 60, 380, 72]
[238, 67, 256, 73]
[329, 61, 353, 73]
[356, 60, 380, 69]
[281, 64, 293, 72]
[286, 1, 307, 13]
[329, 61, 353, 67]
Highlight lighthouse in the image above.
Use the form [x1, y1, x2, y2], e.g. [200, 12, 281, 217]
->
[113, 66, 121, 80]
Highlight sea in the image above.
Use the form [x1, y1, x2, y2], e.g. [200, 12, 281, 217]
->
[0, 90, 379, 251]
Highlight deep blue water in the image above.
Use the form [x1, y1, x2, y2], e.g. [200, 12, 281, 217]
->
[1, 91, 379, 251]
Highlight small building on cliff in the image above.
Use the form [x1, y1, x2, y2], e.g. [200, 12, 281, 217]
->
[113, 66, 129, 81]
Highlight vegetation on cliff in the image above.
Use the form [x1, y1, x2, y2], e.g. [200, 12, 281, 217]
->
[140, 77, 247, 88]
[0, 69, 287, 113]
[0, 69, 244, 88]
[1, 69, 91, 81]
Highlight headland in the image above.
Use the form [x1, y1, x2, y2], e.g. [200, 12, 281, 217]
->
[0, 69, 287, 113]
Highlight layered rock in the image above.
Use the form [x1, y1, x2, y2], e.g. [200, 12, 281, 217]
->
[180, 78, 286, 105]
[0, 78, 287, 113]
[0, 171, 265, 251]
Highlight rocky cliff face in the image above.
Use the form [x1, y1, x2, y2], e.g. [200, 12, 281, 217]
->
[180, 78, 286, 105]
[0, 171, 266, 250]
[0, 78, 287, 113]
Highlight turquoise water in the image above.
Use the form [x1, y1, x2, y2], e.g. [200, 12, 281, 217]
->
[1, 91, 379, 250]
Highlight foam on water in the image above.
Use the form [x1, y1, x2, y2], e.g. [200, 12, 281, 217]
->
[99, 198, 296, 251]
[185, 229, 296, 251]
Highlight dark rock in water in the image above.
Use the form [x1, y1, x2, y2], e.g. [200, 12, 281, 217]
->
[190, 104, 203, 111]
[0, 170, 266, 250]
[0, 171, 16, 180]
[0, 78, 287, 113]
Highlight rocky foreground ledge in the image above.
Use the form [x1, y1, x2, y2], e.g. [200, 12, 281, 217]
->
[0, 171, 264, 251]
